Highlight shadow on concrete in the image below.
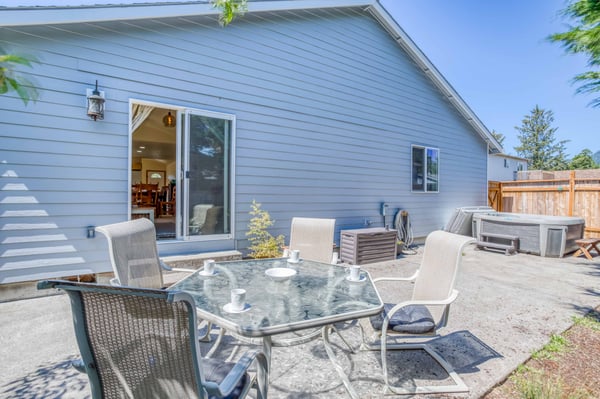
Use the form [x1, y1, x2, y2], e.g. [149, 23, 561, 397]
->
[381, 330, 502, 386]
[0, 355, 89, 399]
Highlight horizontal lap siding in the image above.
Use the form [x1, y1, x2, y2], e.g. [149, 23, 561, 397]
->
[0, 7, 487, 283]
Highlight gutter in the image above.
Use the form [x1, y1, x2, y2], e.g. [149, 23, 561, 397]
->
[0, 0, 374, 26]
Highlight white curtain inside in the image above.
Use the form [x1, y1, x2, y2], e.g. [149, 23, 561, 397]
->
[131, 104, 155, 133]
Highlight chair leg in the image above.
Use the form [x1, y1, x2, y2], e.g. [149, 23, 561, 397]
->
[381, 342, 469, 395]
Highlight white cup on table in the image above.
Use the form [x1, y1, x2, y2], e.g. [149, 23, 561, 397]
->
[290, 250, 300, 263]
[230, 288, 246, 311]
[349, 265, 361, 281]
[203, 259, 215, 275]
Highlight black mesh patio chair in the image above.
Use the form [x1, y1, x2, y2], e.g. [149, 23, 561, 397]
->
[38, 280, 268, 399]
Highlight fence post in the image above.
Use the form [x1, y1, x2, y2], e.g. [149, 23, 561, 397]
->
[568, 170, 575, 217]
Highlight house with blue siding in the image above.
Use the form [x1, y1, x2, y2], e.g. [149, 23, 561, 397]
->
[0, 0, 501, 285]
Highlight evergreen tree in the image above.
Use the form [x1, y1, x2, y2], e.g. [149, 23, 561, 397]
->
[490, 130, 506, 148]
[514, 106, 569, 170]
[549, 0, 600, 107]
[593, 150, 600, 165]
[569, 148, 598, 169]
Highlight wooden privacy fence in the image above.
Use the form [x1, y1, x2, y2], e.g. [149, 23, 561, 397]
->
[489, 170, 600, 238]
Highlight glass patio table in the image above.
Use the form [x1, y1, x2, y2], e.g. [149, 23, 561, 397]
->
[169, 257, 383, 398]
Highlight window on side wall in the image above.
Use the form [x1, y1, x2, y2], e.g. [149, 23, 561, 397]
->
[412, 145, 439, 193]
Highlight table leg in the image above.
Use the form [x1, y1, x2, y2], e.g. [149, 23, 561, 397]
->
[262, 335, 273, 372]
[591, 243, 600, 256]
[322, 325, 359, 399]
[574, 245, 593, 260]
[205, 326, 226, 358]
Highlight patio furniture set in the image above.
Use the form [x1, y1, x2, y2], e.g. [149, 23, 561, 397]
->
[38, 217, 475, 398]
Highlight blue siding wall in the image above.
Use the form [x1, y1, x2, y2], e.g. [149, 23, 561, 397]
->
[0, 7, 487, 283]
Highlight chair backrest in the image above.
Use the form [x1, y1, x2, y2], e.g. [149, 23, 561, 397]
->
[289, 217, 336, 263]
[38, 280, 203, 399]
[96, 218, 164, 288]
[200, 206, 223, 235]
[412, 230, 475, 324]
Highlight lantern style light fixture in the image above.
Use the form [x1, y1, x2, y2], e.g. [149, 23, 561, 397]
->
[163, 111, 176, 127]
[86, 80, 105, 121]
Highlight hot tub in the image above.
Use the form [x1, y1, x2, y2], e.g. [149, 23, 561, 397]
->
[472, 212, 585, 257]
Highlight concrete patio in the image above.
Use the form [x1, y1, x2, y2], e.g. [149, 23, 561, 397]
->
[1, 244, 599, 398]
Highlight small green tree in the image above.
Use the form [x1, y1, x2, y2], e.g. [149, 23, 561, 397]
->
[569, 148, 598, 169]
[0, 49, 38, 104]
[514, 106, 569, 170]
[246, 200, 285, 259]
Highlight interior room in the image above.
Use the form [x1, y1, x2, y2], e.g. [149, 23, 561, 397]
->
[131, 105, 177, 240]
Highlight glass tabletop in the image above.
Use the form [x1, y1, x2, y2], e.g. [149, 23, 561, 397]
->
[169, 258, 383, 337]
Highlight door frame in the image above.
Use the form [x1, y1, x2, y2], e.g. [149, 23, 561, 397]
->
[128, 99, 236, 242]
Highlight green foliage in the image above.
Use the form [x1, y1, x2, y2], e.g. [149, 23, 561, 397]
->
[514, 106, 569, 171]
[548, 0, 600, 107]
[531, 333, 569, 360]
[569, 148, 598, 169]
[0, 49, 38, 105]
[246, 200, 285, 259]
[515, 371, 563, 399]
[491, 129, 506, 148]
[211, 0, 248, 26]
[572, 309, 600, 331]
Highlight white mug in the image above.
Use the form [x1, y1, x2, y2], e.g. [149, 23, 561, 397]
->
[230, 288, 246, 311]
[349, 265, 361, 281]
[290, 250, 300, 262]
[204, 259, 215, 275]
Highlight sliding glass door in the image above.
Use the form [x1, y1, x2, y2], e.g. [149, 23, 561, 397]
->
[182, 110, 234, 239]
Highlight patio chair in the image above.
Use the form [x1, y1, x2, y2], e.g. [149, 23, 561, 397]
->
[359, 230, 475, 395]
[96, 218, 195, 289]
[96, 218, 216, 344]
[288, 217, 336, 264]
[37, 280, 268, 399]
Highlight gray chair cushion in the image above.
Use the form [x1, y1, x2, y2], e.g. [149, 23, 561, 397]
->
[370, 304, 435, 334]
[202, 358, 249, 399]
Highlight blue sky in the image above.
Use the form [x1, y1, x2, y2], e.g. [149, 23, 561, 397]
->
[380, 0, 596, 158]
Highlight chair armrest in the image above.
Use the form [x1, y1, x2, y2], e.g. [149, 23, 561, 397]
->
[159, 260, 195, 274]
[373, 270, 419, 284]
[204, 349, 269, 398]
[384, 289, 459, 320]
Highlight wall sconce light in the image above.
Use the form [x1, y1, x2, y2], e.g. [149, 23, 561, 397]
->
[86, 80, 105, 121]
[163, 111, 176, 127]
[87, 225, 96, 239]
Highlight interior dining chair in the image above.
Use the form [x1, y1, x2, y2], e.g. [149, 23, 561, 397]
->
[288, 217, 336, 263]
[359, 230, 475, 395]
[37, 280, 268, 399]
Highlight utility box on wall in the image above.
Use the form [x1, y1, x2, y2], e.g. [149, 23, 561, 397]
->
[340, 227, 397, 265]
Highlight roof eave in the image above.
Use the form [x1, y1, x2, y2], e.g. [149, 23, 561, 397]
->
[0, 0, 375, 27]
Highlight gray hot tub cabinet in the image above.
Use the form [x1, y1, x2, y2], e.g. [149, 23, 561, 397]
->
[472, 213, 585, 257]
